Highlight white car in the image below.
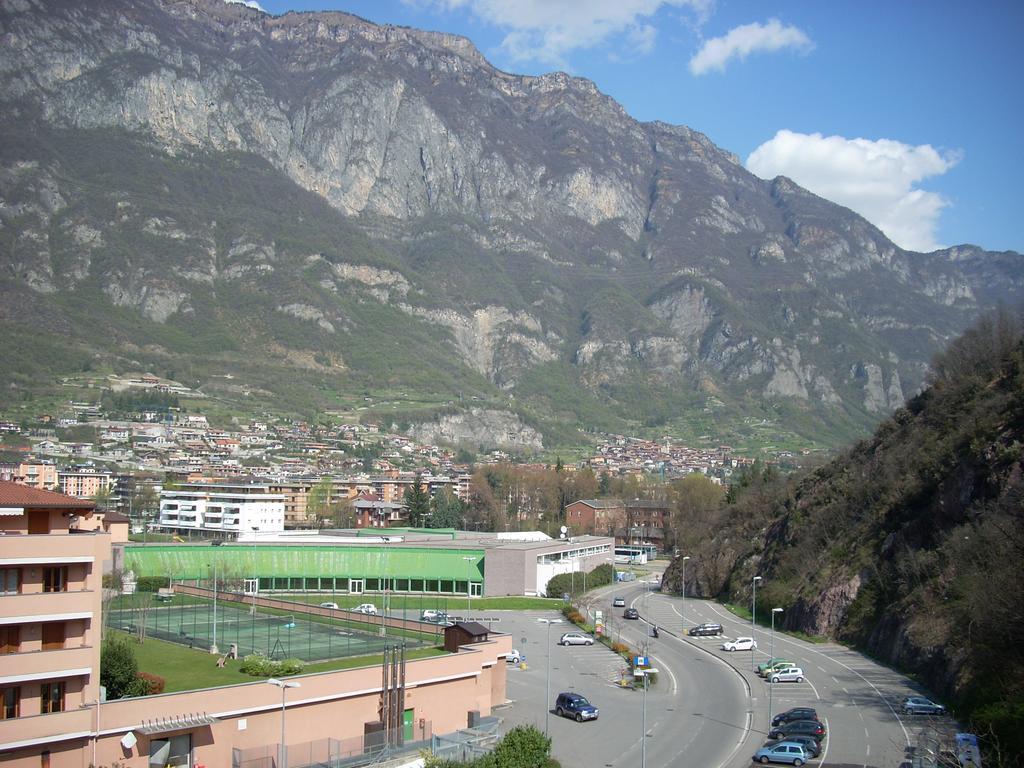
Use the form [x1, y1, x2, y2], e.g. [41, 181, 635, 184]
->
[506, 648, 523, 664]
[768, 667, 805, 683]
[559, 632, 595, 646]
[353, 603, 378, 615]
[319, 601, 339, 610]
[721, 636, 757, 651]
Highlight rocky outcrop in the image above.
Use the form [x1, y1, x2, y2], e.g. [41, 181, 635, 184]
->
[409, 409, 543, 451]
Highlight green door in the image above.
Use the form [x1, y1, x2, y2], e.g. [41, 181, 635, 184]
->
[403, 708, 414, 742]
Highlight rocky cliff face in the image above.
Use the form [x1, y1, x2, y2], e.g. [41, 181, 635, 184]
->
[1, 0, 1022, 447]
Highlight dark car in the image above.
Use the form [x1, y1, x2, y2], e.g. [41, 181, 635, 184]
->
[624, 607, 640, 620]
[772, 735, 822, 758]
[772, 708, 820, 727]
[688, 623, 724, 636]
[555, 692, 599, 722]
[768, 720, 826, 742]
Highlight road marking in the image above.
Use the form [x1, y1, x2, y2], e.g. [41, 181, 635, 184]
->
[703, 602, 910, 746]
[819, 716, 830, 768]
[650, 652, 678, 695]
[806, 677, 821, 701]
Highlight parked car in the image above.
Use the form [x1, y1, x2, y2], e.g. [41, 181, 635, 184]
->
[772, 708, 820, 727]
[353, 603, 378, 615]
[759, 659, 795, 677]
[754, 742, 810, 766]
[768, 720, 826, 742]
[555, 692, 599, 722]
[774, 735, 821, 759]
[624, 607, 640, 620]
[688, 623, 724, 637]
[559, 632, 594, 646]
[420, 609, 450, 624]
[903, 696, 945, 715]
[612, 597, 626, 607]
[954, 732, 982, 767]
[722, 636, 757, 651]
[769, 667, 805, 683]
[506, 649, 522, 664]
[319, 602, 339, 610]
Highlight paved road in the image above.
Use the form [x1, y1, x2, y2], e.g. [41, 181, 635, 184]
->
[494, 580, 950, 768]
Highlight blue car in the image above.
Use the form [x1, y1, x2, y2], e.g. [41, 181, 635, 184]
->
[555, 692, 599, 722]
[754, 742, 810, 766]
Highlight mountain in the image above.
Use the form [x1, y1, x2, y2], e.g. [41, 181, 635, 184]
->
[663, 312, 1024, 755]
[1, 0, 1021, 450]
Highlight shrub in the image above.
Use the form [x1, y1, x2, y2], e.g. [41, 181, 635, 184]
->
[137, 672, 165, 695]
[239, 653, 305, 678]
[101, 634, 147, 699]
[135, 576, 170, 592]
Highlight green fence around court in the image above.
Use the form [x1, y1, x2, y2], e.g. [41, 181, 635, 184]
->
[108, 595, 434, 663]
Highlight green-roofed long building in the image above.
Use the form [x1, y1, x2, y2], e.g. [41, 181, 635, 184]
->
[120, 529, 614, 598]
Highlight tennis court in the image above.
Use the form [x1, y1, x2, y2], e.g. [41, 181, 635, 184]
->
[108, 596, 435, 662]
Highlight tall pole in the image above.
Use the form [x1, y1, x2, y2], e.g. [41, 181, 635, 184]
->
[641, 670, 648, 768]
[541, 618, 561, 736]
[211, 559, 218, 654]
[769, 607, 782, 723]
[267, 679, 300, 768]
[251, 526, 259, 616]
[680, 555, 690, 632]
[751, 575, 761, 671]
[462, 556, 475, 617]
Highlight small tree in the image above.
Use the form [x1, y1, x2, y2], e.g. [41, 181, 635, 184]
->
[429, 488, 463, 529]
[100, 633, 147, 699]
[404, 474, 431, 528]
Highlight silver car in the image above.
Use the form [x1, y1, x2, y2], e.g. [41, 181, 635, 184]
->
[559, 632, 594, 646]
[768, 667, 805, 683]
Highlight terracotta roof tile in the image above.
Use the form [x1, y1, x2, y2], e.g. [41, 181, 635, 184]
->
[0, 481, 96, 509]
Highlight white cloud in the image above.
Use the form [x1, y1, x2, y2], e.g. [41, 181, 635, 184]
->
[746, 130, 962, 252]
[224, 0, 265, 11]
[415, 0, 712, 67]
[689, 18, 812, 75]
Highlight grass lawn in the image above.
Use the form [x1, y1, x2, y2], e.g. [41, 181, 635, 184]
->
[131, 635, 447, 693]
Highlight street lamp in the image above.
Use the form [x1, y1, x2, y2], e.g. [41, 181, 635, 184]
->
[751, 575, 762, 671]
[641, 667, 649, 768]
[208, 556, 219, 654]
[267, 678, 300, 768]
[538, 618, 562, 735]
[769, 607, 783, 722]
[250, 526, 259, 616]
[680, 555, 690, 633]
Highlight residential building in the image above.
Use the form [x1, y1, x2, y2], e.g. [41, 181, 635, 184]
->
[57, 468, 115, 502]
[0, 482, 108, 760]
[563, 498, 626, 536]
[352, 494, 406, 528]
[156, 482, 285, 537]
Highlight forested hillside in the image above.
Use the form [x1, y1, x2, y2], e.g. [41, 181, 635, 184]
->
[664, 311, 1024, 761]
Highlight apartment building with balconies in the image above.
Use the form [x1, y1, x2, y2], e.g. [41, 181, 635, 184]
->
[0, 481, 108, 760]
[156, 481, 285, 538]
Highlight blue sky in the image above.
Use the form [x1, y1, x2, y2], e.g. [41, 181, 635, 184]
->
[239, 0, 1023, 255]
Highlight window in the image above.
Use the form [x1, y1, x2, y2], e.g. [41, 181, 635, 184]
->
[0, 568, 19, 595]
[1, 687, 18, 719]
[42, 567, 68, 593]
[40, 681, 63, 714]
[0, 626, 19, 654]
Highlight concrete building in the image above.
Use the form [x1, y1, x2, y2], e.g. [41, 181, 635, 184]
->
[124, 530, 615, 598]
[564, 498, 626, 536]
[15, 462, 59, 491]
[57, 467, 116, 502]
[0, 482, 107, 759]
[156, 482, 285, 538]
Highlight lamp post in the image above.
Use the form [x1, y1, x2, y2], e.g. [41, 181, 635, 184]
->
[539, 618, 562, 735]
[209, 555, 219, 654]
[680, 555, 690, 633]
[250, 526, 259, 616]
[267, 678, 300, 768]
[751, 575, 762, 671]
[769, 607, 783, 722]
[461, 556, 475, 617]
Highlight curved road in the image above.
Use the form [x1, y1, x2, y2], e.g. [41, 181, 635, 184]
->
[500, 578, 945, 768]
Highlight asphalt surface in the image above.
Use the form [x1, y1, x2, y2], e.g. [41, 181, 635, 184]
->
[492, 577, 953, 768]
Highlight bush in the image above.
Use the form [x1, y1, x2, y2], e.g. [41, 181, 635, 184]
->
[137, 672, 165, 695]
[135, 576, 170, 592]
[239, 653, 305, 678]
[101, 634, 147, 699]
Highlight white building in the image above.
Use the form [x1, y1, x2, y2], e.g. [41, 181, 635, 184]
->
[156, 482, 284, 537]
